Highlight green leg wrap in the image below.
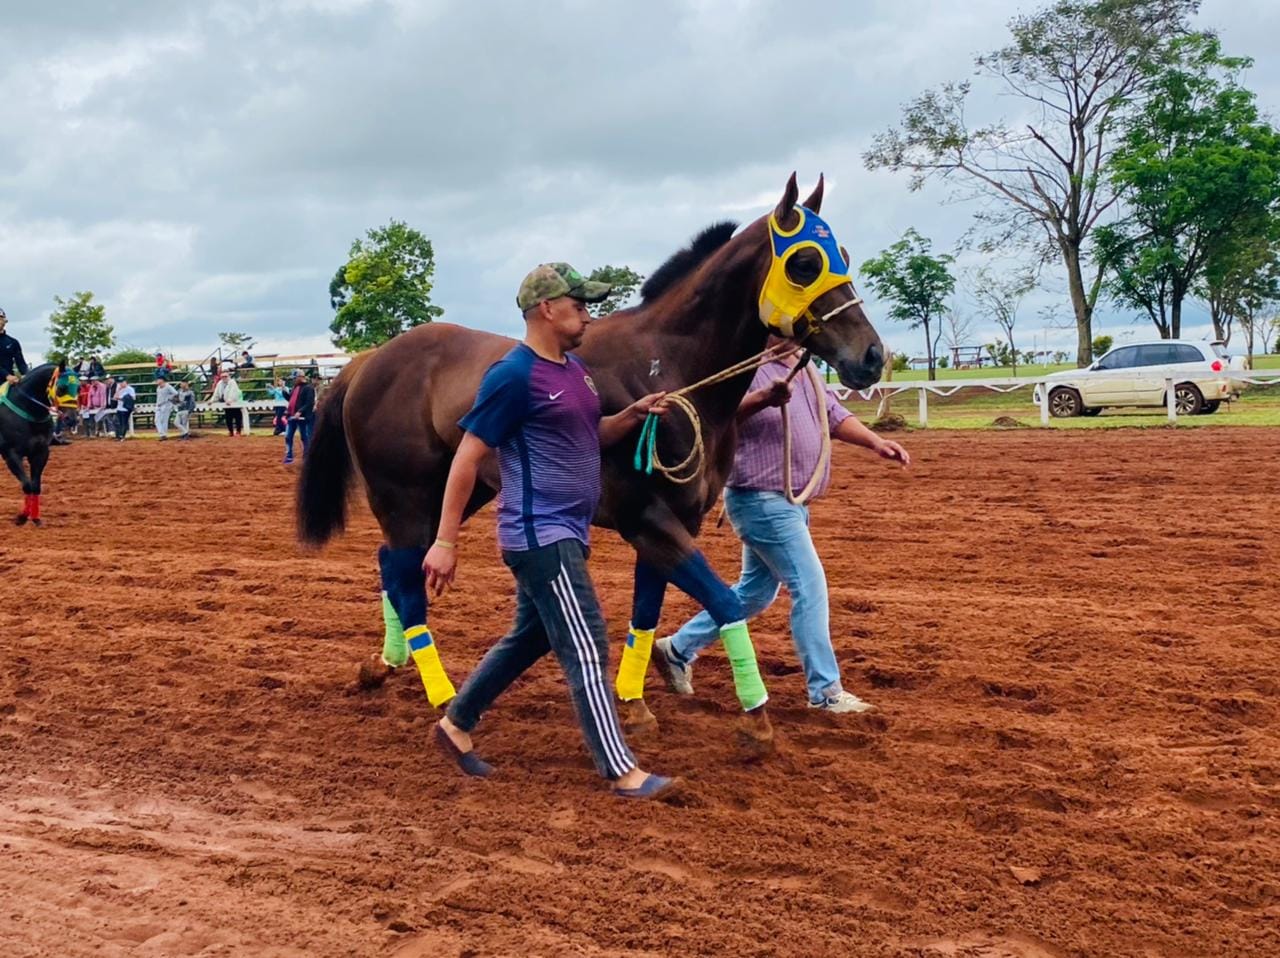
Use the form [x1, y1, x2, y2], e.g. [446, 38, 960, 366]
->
[720, 620, 767, 711]
[381, 591, 409, 668]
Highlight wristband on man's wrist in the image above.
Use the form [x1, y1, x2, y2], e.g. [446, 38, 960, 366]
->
[434, 539, 456, 550]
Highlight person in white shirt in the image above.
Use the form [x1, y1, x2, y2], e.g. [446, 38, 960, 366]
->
[211, 372, 244, 436]
[154, 376, 179, 440]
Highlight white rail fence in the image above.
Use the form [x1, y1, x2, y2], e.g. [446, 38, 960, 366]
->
[829, 369, 1280, 427]
[97, 400, 286, 437]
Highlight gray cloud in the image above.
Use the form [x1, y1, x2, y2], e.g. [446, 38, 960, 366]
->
[0, 0, 1274, 360]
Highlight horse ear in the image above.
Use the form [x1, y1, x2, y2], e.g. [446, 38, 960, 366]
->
[774, 172, 800, 230]
[802, 174, 825, 213]
[839, 245, 851, 266]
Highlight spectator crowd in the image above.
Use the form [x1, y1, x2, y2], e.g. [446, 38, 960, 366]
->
[53, 357, 320, 463]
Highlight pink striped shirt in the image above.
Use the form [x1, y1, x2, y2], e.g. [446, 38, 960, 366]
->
[727, 360, 851, 498]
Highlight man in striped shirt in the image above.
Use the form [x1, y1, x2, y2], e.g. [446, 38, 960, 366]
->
[653, 341, 910, 713]
[424, 263, 678, 799]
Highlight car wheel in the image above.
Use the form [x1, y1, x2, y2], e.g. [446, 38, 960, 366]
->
[1173, 383, 1203, 416]
[1199, 400, 1220, 415]
[1081, 406, 1102, 417]
[1049, 387, 1082, 418]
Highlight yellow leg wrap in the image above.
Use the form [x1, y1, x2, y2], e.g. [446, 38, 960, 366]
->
[406, 625, 456, 707]
[614, 626, 655, 701]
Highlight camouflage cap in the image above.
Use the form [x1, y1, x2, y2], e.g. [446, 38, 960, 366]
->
[516, 262, 612, 312]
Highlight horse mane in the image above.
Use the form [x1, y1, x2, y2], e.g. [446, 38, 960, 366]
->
[640, 221, 739, 303]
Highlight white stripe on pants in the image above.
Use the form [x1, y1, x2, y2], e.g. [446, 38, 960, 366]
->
[550, 569, 632, 776]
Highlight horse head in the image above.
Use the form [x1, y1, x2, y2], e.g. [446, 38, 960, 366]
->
[48, 360, 79, 410]
[754, 173, 884, 389]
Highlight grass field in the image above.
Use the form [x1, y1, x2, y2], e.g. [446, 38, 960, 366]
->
[835, 353, 1280, 430]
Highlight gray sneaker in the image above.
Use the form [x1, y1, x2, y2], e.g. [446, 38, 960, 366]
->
[653, 637, 694, 696]
[809, 690, 876, 714]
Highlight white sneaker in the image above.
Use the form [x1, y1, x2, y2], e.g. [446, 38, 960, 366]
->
[652, 637, 694, 696]
[809, 690, 876, 714]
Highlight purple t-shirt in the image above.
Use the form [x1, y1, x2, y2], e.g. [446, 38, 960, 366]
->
[459, 344, 602, 551]
[728, 359, 851, 498]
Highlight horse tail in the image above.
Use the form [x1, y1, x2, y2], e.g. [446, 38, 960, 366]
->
[296, 360, 360, 548]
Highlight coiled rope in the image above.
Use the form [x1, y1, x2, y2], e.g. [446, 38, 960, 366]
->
[633, 342, 833, 505]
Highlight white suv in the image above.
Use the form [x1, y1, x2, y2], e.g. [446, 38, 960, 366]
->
[1036, 340, 1240, 417]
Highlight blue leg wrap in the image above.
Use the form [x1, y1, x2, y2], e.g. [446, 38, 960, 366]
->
[379, 544, 429, 629]
[631, 559, 668, 632]
[669, 551, 744, 626]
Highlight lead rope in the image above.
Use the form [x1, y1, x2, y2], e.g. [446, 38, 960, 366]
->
[779, 357, 830, 506]
[634, 341, 801, 484]
[633, 292, 861, 488]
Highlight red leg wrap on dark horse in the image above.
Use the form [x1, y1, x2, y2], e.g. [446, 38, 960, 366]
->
[28, 495, 40, 520]
[20, 495, 31, 518]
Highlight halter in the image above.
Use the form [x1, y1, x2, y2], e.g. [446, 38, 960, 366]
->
[759, 206, 863, 340]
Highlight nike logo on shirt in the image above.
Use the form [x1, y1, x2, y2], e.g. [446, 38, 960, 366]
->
[549, 390, 565, 400]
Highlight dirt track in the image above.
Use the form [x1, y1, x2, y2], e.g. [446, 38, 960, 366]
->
[1, 428, 1277, 957]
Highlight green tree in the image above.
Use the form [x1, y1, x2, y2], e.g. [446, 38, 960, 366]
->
[984, 341, 1015, 367]
[1092, 335, 1114, 357]
[218, 331, 255, 353]
[865, 0, 1200, 366]
[105, 347, 155, 366]
[860, 229, 956, 381]
[1196, 217, 1280, 361]
[585, 265, 644, 317]
[329, 220, 444, 352]
[968, 266, 1036, 375]
[1097, 36, 1280, 339]
[47, 291, 114, 360]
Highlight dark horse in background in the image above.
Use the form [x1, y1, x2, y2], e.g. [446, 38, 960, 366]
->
[1, 363, 70, 526]
[297, 174, 884, 752]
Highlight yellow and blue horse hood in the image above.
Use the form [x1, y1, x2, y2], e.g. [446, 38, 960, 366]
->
[758, 206, 851, 338]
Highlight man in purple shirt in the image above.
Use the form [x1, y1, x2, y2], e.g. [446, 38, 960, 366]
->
[653, 340, 910, 713]
[423, 262, 679, 799]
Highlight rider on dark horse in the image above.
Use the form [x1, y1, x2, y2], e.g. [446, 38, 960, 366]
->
[0, 308, 29, 383]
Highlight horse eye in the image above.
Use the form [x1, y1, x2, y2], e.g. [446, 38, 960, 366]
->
[786, 252, 822, 286]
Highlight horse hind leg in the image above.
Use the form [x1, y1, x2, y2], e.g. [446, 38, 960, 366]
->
[24, 442, 49, 527]
[357, 481, 495, 702]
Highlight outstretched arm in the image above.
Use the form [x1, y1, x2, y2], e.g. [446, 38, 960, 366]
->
[423, 432, 491, 595]
[833, 415, 910, 467]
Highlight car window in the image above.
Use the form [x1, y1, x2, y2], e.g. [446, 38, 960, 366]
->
[1172, 344, 1204, 363]
[1136, 344, 1176, 366]
[1095, 346, 1140, 370]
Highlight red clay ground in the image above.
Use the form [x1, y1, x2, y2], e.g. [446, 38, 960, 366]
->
[1, 427, 1277, 957]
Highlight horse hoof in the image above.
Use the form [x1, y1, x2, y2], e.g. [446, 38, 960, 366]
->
[617, 697, 659, 736]
[357, 653, 395, 690]
[735, 707, 775, 762]
[30, 518, 42, 528]
[14, 514, 27, 526]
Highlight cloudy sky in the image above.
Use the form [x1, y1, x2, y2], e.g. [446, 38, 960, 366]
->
[2, 0, 1276, 363]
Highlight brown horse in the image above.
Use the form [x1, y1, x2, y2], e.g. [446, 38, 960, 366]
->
[296, 174, 883, 748]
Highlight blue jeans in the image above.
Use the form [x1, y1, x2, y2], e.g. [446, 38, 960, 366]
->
[669, 487, 839, 703]
[284, 417, 310, 457]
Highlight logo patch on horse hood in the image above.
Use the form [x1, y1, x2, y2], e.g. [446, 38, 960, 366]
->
[759, 206, 852, 338]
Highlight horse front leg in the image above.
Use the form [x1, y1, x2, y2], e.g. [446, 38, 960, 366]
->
[624, 503, 774, 758]
[2, 446, 34, 526]
[613, 558, 668, 735]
